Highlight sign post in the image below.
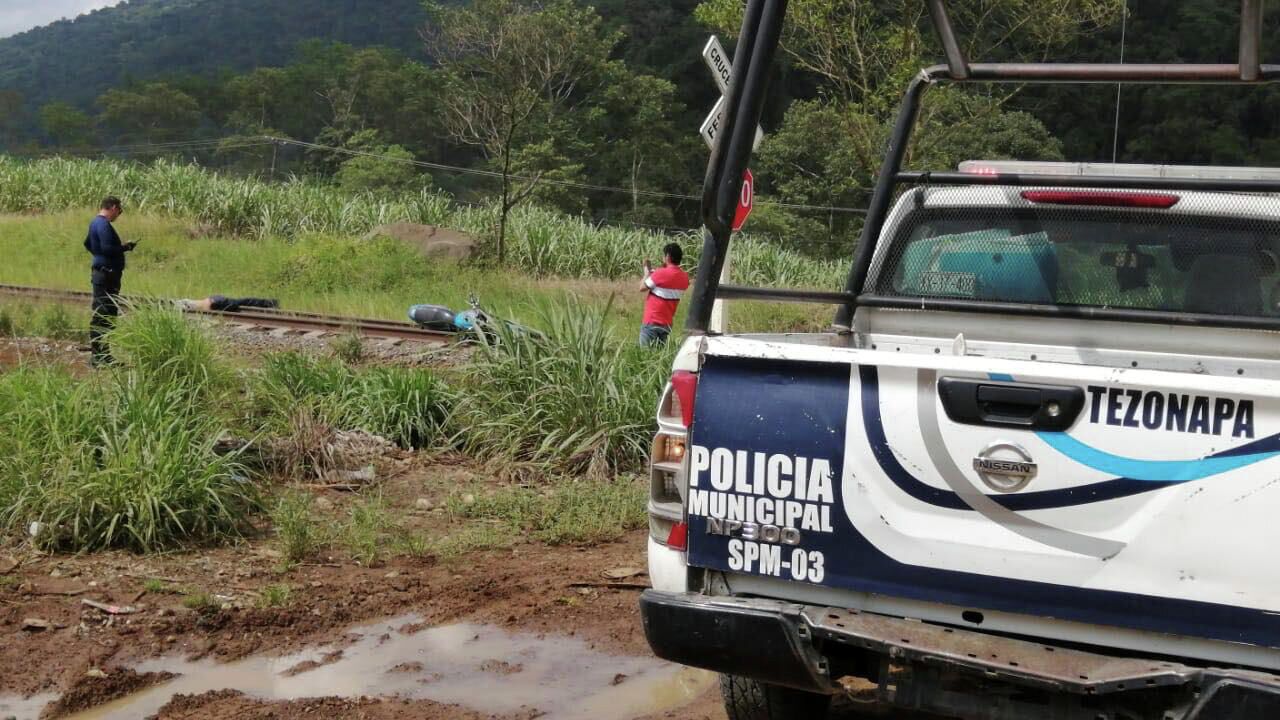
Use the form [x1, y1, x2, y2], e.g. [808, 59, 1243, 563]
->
[701, 36, 764, 332]
[699, 37, 765, 152]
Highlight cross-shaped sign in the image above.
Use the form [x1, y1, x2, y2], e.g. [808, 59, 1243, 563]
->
[700, 36, 764, 151]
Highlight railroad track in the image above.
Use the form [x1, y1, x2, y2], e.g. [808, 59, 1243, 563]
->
[0, 284, 454, 345]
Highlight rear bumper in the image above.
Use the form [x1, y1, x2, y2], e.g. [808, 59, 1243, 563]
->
[640, 590, 1280, 719]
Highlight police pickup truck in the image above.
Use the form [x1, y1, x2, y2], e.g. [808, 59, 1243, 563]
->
[639, 5, 1280, 715]
[641, 152, 1280, 718]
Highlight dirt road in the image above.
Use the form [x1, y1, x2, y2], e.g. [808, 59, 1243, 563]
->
[0, 448, 737, 717]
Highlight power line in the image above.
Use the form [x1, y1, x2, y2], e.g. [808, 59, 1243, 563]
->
[263, 136, 869, 216]
[2, 134, 872, 219]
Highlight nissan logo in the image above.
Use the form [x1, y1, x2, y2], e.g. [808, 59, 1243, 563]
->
[973, 441, 1037, 493]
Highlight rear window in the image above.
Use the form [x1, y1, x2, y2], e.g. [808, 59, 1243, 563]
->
[871, 204, 1280, 317]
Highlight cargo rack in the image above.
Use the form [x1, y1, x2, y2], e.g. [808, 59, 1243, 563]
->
[686, 0, 1280, 333]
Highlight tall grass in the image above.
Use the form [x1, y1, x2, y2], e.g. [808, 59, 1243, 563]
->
[0, 155, 841, 289]
[0, 368, 256, 552]
[109, 303, 233, 402]
[452, 298, 671, 476]
[252, 352, 452, 450]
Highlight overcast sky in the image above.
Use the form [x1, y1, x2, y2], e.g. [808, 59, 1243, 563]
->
[0, 0, 116, 39]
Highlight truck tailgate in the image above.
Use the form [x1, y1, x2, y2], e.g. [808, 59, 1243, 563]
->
[684, 336, 1280, 668]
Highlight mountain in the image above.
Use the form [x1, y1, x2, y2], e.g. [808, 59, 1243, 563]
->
[0, 0, 427, 112]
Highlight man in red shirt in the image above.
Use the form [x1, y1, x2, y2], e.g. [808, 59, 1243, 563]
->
[640, 242, 690, 346]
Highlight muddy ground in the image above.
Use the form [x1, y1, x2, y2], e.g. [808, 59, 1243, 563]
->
[1, 492, 724, 719]
[0, 325, 723, 719]
[0, 331, 900, 720]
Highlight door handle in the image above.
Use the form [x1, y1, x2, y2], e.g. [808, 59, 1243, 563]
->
[938, 378, 1083, 431]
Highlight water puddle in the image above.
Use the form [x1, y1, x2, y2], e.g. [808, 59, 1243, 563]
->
[0, 692, 57, 719]
[2, 615, 714, 720]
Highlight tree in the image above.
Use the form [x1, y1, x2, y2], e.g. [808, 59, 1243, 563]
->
[335, 129, 426, 193]
[693, 0, 1116, 247]
[424, 0, 617, 261]
[97, 82, 202, 144]
[39, 102, 95, 148]
[0, 90, 25, 149]
[587, 69, 701, 221]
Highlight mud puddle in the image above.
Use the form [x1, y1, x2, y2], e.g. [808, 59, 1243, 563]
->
[3, 614, 714, 720]
[0, 692, 57, 719]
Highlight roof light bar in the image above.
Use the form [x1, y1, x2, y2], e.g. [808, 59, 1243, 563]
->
[961, 161, 1280, 182]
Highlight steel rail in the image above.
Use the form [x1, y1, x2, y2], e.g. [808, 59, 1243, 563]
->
[0, 284, 454, 344]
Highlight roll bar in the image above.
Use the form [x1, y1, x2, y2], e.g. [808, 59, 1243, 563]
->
[684, 0, 1278, 334]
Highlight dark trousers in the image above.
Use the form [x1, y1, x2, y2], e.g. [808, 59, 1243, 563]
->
[90, 268, 122, 364]
[210, 295, 278, 312]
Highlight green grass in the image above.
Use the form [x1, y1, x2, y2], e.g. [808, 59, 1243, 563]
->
[0, 208, 834, 337]
[252, 352, 452, 452]
[0, 361, 258, 552]
[182, 591, 218, 611]
[143, 578, 173, 594]
[257, 584, 293, 608]
[0, 156, 842, 289]
[330, 332, 365, 364]
[451, 299, 673, 477]
[429, 523, 513, 560]
[0, 301, 91, 341]
[342, 494, 393, 566]
[446, 476, 648, 545]
[270, 490, 330, 565]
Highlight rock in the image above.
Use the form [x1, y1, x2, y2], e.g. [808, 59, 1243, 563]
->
[362, 223, 478, 261]
[21, 618, 52, 631]
[85, 668, 108, 679]
[384, 571, 401, 579]
[337, 465, 376, 483]
[314, 497, 335, 512]
[414, 498, 434, 511]
[601, 567, 646, 580]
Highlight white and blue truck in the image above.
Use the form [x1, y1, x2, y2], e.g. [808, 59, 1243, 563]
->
[640, 2, 1280, 718]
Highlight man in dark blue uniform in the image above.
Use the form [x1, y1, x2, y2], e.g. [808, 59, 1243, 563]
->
[84, 197, 135, 366]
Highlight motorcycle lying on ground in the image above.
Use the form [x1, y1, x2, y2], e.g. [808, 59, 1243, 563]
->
[407, 294, 538, 342]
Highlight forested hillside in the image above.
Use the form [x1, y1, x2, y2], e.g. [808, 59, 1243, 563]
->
[0, 0, 426, 111]
[5, 0, 1280, 256]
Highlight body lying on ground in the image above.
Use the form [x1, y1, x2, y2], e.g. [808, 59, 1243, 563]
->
[177, 295, 279, 313]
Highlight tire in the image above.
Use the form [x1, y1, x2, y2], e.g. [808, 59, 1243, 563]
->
[720, 673, 833, 720]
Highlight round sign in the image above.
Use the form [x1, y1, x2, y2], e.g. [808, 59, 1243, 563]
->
[732, 169, 754, 232]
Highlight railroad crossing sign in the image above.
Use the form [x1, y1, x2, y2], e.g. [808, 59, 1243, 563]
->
[733, 169, 754, 232]
[699, 36, 764, 151]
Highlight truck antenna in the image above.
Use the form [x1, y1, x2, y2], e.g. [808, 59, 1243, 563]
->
[1111, 1, 1128, 164]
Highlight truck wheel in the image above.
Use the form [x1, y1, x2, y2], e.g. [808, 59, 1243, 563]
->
[720, 673, 832, 720]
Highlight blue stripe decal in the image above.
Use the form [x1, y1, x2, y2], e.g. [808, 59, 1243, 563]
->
[861, 366, 1179, 509]
[1036, 431, 1279, 482]
[989, 373, 1280, 482]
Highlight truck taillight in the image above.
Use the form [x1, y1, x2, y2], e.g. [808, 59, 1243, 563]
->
[670, 371, 698, 428]
[665, 522, 688, 551]
[1020, 190, 1180, 208]
[651, 371, 696, 550]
